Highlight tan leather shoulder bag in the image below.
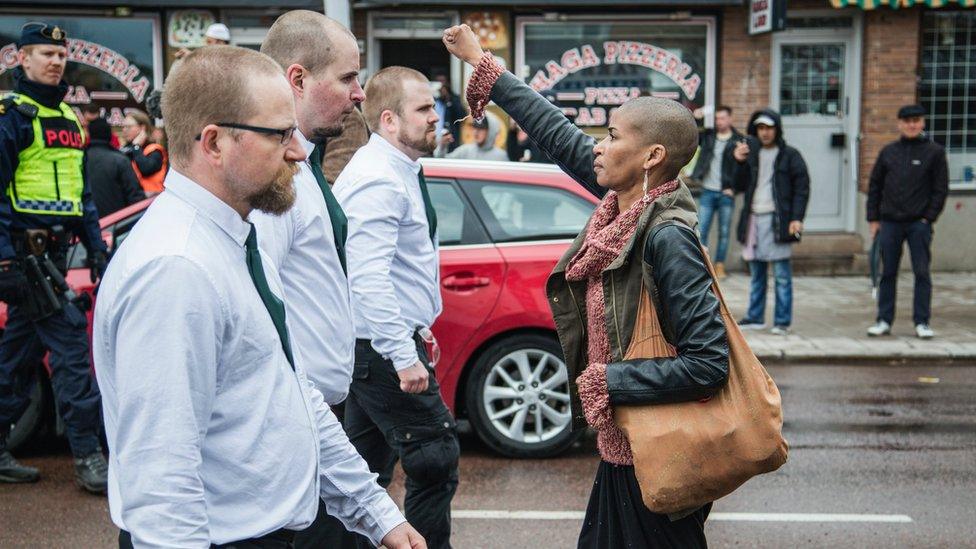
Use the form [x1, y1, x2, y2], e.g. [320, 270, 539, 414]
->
[614, 251, 789, 515]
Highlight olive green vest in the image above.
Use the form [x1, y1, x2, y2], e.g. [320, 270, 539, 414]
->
[7, 93, 85, 216]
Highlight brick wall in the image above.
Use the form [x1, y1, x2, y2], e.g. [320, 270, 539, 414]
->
[858, 9, 920, 192]
[718, 6, 772, 130]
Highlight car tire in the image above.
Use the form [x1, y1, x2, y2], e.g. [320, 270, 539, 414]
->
[465, 334, 581, 458]
[7, 370, 51, 452]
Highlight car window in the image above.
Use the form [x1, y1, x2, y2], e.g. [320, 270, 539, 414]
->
[463, 181, 595, 243]
[67, 210, 147, 270]
[427, 179, 489, 247]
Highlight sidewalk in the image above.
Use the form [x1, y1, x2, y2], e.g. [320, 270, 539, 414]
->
[720, 272, 976, 362]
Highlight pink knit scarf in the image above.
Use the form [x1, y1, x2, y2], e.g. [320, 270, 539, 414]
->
[568, 179, 679, 465]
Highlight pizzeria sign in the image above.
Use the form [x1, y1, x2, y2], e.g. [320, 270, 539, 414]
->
[528, 41, 703, 101]
[1, 38, 151, 103]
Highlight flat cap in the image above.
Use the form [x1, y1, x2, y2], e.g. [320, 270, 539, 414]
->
[897, 104, 926, 119]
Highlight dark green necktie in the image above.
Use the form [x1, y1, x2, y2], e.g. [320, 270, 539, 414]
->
[417, 168, 438, 243]
[309, 144, 349, 275]
[245, 224, 295, 369]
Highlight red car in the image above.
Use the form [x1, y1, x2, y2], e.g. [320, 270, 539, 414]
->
[3, 159, 599, 458]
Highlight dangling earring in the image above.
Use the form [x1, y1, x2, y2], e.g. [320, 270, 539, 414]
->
[642, 170, 649, 195]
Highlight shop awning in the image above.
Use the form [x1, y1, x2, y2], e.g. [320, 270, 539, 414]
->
[830, 0, 975, 8]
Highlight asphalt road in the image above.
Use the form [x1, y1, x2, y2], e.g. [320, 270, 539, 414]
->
[1, 362, 973, 548]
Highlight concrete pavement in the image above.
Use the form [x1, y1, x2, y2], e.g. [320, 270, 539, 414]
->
[721, 272, 976, 361]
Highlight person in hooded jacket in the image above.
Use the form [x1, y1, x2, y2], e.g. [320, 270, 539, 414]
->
[434, 111, 508, 161]
[83, 118, 146, 217]
[732, 109, 810, 335]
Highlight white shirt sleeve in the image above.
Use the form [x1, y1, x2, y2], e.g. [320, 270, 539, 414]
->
[343, 177, 420, 371]
[302, 378, 406, 545]
[105, 256, 224, 548]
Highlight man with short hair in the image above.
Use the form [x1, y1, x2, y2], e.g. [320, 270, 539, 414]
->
[0, 22, 109, 492]
[334, 66, 460, 549]
[93, 46, 424, 549]
[733, 109, 810, 336]
[249, 11, 370, 547]
[691, 105, 742, 278]
[866, 105, 948, 339]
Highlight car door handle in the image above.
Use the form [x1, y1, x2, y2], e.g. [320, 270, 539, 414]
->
[442, 274, 491, 290]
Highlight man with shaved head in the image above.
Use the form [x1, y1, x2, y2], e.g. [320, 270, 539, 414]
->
[250, 11, 408, 548]
[93, 45, 424, 549]
[444, 25, 729, 548]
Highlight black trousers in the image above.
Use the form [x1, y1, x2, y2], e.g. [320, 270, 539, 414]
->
[343, 337, 459, 549]
[0, 301, 101, 456]
[877, 220, 933, 325]
[120, 529, 296, 548]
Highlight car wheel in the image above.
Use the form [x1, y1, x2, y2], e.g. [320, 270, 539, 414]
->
[465, 334, 581, 458]
[7, 371, 51, 452]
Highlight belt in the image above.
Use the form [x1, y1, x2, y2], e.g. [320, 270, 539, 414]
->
[119, 528, 297, 548]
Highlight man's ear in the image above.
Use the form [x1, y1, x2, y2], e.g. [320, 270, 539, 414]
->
[285, 64, 306, 96]
[380, 109, 398, 135]
[197, 125, 225, 167]
[643, 144, 667, 171]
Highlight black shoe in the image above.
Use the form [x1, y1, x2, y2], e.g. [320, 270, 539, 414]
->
[0, 448, 40, 483]
[74, 451, 108, 494]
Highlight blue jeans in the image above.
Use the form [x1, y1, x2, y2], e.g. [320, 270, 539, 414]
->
[745, 259, 793, 327]
[697, 189, 734, 263]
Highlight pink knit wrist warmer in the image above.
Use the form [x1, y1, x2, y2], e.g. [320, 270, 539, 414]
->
[465, 52, 505, 121]
[576, 363, 612, 429]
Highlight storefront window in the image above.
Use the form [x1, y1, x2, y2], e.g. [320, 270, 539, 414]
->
[920, 11, 975, 189]
[0, 15, 159, 126]
[517, 18, 714, 131]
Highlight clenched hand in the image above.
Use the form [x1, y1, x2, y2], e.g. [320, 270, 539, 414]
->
[442, 24, 486, 66]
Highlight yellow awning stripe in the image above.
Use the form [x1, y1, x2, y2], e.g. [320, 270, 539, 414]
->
[830, 0, 976, 8]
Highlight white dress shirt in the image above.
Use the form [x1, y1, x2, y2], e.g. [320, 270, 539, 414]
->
[251, 129, 355, 405]
[93, 170, 404, 548]
[333, 134, 442, 371]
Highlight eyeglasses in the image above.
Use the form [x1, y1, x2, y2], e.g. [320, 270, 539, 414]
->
[22, 22, 67, 42]
[194, 122, 297, 145]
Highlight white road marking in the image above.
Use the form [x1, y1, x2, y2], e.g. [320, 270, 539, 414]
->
[452, 510, 913, 523]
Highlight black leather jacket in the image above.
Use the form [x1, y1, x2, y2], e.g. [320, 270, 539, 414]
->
[690, 126, 743, 192]
[489, 72, 729, 427]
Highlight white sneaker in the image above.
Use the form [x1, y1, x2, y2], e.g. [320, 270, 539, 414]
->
[770, 326, 791, 336]
[867, 321, 891, 337]
[915, 324, 935, 339]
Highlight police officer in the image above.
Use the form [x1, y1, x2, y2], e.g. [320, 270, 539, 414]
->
[0, 22, 109, 493]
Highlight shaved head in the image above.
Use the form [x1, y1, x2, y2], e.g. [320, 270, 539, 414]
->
[261, 10, 353, 74]
[618, 97, 698, 180]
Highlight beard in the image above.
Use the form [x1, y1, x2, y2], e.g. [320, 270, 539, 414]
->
[249, 162, 299, 216]
[399, 125, 437, 156]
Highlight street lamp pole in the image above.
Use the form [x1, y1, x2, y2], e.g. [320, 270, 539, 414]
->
[323, 0, 351, 30]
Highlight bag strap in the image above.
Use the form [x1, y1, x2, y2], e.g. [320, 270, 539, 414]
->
[636, 225, 734, 352]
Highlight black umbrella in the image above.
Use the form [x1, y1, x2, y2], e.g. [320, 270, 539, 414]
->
[869, 234, 881, 299]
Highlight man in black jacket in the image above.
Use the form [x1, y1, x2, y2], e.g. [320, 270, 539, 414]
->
[733, 109, 810, 335]
[691, 105, 743, 278]
[866, 105, 948, 339]
[83, 118, 145, 217]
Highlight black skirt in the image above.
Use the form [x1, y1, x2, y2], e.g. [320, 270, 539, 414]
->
[577, 461, 711, 549]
